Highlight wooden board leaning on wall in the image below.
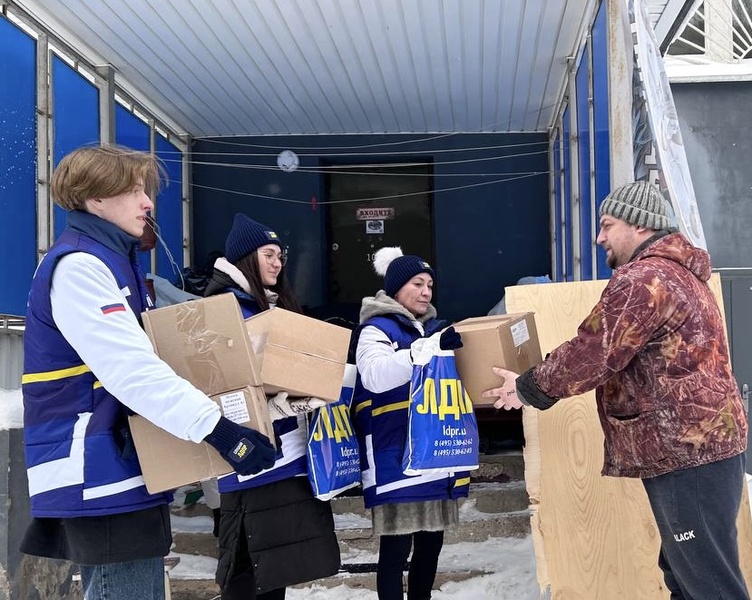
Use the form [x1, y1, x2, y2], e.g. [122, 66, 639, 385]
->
[505, 274, 752, 600]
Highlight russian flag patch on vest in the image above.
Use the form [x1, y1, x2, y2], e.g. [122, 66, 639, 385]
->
[100, 303, 126, 315]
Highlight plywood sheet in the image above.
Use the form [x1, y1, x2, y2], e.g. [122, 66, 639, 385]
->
[506, 274, 752, 599]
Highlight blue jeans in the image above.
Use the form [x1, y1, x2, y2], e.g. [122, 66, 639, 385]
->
[80, 557, 165, 600]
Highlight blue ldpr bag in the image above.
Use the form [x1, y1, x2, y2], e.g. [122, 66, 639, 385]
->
[306, 364, 361, 500]
[402, 331, 480, 475]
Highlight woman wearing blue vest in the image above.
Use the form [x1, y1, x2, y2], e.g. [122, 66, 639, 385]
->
[350, 247, 466, 600]
[21, 146, 276, 600]
[203, 213, 340, 600]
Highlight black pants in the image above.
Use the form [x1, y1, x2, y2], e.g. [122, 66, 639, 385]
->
[642, 453, 750, 600]
[377, 530, 444, 600]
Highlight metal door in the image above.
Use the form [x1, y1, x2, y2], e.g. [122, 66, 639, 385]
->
[326, 164, 433, 321]
[720, 270, 752, 470]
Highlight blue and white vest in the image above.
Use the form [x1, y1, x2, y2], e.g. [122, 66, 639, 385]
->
[350, 314, 470, 509]
[211, 288, 308, 493]
[22, 228, 171, 518]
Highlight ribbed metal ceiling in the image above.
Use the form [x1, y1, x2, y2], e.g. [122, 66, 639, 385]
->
[13, 0, 676, 137]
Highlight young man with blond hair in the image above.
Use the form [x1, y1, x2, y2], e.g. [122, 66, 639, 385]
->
[21, 145, 276, 600]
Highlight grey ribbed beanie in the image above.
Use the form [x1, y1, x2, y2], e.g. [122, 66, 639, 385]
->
[599, 181, 677, 231]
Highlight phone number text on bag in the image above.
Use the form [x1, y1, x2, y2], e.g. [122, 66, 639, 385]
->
[433, 447, 475, 457]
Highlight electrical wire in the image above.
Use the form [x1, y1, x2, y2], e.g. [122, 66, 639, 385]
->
[190, 171, 546, 205]
[157, 149, 548, 177]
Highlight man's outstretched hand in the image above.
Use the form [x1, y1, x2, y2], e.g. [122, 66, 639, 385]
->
[481, 367, 523, 410]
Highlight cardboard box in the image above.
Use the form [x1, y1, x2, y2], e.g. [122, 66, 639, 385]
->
[133, 294, 274, 493]
[142, 293, 262, 394]
[244, 308, 351, 402]
[130, 385, 274, 494]
[453, 312, 543, 407]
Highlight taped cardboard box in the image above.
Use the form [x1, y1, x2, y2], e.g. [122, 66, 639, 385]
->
[244, 307, 351, 402]
[130, 385, 273, 494]
[141, 293, 262, 393]
[132, 294, 273, 493]
[453, 312, 543, 407]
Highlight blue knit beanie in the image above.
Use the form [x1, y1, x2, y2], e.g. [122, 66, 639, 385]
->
[224, 213, 282, 263]
[373, 247, 435, 297]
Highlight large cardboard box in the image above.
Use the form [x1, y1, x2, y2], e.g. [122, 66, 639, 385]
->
[453, 312, 543, 407]
[132, 294, 274, 493]
[130, 386, 272, 494]
[141, 293, 262, 393]
[244, 308, 351, 402]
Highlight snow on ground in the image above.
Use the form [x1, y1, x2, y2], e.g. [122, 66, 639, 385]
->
[169, 483, 542, 599]
[170, 536, 541, 599]
[168, 476, 752, 598]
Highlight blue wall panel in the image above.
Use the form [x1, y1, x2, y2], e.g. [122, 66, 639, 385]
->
[115, 105, 152, 273]
[0, 17, 37, 316]
[192, 133, 550, 322]
[576, 48, 593, 280]
[592, 0, 612, 279]
[52, 56, 100, 239]
[562, 108, 573, 282]
[431, 135, 549, 319]
[191, 141, 326, 307]
[155, 136, 184, 279]
[115, 106, 150, 152]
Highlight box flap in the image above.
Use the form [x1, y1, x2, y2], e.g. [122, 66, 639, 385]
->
[245, 308, 350, 362]
[454, 312, 534, 329]
[260, 345, 346, 401]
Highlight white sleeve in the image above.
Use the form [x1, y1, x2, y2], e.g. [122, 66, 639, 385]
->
[355, 325, 413, 393]
[50, 253, 221, 442]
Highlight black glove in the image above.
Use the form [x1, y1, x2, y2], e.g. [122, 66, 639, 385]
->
[204, 417, 276, 476]
[439, 326, 463, 350]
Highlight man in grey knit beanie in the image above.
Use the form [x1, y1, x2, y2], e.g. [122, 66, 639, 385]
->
[597, 181, 678, 269]
[599, 180, 678, 232]
[486, 178, 750, 599]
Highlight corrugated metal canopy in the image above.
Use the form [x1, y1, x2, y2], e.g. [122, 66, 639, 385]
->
[13, 0, 677, 138]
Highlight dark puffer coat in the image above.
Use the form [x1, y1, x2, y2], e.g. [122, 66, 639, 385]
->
[217, 477, 340, 595]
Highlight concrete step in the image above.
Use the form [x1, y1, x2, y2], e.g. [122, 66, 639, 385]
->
[329, 479, 528, 519]
[171, 493, 532, 559]
[473, 450, 525, 482]
[168, 449, 526, 518]
[166, 450, 530, 599]
[335, 509, 531, 557]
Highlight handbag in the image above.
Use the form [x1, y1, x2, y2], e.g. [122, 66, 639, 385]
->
[306, 364, 361, 500]
[402, 331, 480, 475]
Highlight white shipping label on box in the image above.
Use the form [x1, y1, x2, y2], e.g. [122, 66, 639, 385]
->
[510, 320, 530, 348]
[220, 390, 251, 423]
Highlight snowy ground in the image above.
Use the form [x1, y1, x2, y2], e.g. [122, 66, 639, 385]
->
[168, 526, 541, 600]
[168, 478, 541, 598]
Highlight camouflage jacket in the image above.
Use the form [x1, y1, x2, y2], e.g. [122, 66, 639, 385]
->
[517, 232, 748, 478]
